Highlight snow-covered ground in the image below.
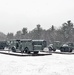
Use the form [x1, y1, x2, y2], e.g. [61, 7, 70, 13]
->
[0, 51, 74, 75]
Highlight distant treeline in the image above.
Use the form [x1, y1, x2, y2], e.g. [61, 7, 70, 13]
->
[4, 20, 74, 45]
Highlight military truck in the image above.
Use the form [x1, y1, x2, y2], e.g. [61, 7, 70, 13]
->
[48, 41, 62, 51]
[9, 39, 47, 54]
[48, 41, 74, 52]
[60, 44, 73, 52]
[67, 42, 74, 49]
[0, 40, 7, 49]
[8, 39, 20, 52]
[60, 42, 74, 52]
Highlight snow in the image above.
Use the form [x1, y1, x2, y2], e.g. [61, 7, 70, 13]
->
[0, 52, 74, 75]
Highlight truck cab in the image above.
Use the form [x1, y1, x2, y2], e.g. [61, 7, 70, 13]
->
[8, 39, 20, 52]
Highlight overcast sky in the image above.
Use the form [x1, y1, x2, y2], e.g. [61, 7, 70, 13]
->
[0, 0, 74, 34]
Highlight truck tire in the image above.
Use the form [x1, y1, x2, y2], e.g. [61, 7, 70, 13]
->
[60, 47, 64, 52]
[70, 49, 73, 52]
[65, 47, 69, 52]
[48, 47, 52, 51]
[34, 51, 39, 54]
[25, 47, 30, 54]
[53, 48, 56, 52]
[11, 47, 16, 52]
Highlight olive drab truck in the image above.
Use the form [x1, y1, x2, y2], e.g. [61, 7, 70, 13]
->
[48, 41, 74, 52]
[48, 41, 62, 51]
[60, 42, 74, 52]
[32, 40, 47, 54]
[9, 39, 47, 54]
[8, 39, 20, 52]
[0, 40, 7, 49]
[67, 42, 74, 50]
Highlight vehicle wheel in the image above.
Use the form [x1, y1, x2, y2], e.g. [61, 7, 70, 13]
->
[53, 48, 56, 52]
[25, 50, 27, 53]
[12, 47, 16, 52]
[34, 51, 39, 54]
[60, 47, 64, 52]
[48, 47, 52, 51]
[70, 49, 73, 52]
[21, 50, 24, 53]
[65, 47, 69, 52]
[25, 47, 30, 54]
[2, 47, 4, 49]
[1, 47, 4, 49]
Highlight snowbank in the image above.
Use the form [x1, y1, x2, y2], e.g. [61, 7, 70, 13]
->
[0, 53, 74, 75]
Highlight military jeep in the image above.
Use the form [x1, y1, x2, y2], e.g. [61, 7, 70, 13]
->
[60, 44, 73, 52]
